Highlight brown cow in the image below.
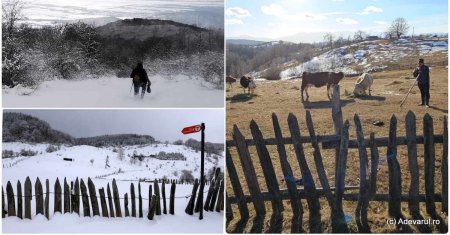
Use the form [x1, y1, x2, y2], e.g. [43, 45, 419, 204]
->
[301, 72, 344, 102]
[226, 76, 237, 87]
[240, 75, 256, 94]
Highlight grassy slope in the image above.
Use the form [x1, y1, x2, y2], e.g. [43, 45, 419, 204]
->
[226, 64, 448, 233]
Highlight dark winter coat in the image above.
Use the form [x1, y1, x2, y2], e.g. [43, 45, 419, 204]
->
[130, 63, 150, 85]
[413, 65, 430, 85]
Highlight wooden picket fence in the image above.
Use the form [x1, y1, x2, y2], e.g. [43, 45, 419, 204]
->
[2, 170, 223, 221]
[226, 86, 448, 233]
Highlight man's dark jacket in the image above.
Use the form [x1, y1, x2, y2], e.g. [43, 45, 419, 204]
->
[413, 65, 430, 85]
[130, 63, 150, 84]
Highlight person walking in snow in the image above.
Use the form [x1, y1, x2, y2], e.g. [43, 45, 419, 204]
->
[130, 62, 151, 98]
[413, 58, 430, 107]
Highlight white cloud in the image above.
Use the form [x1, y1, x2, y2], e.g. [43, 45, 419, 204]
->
[302, 13, 328, 20]
[261, 3, 286, 17]
[225, 18, 244, 25]
[336, 17, 358, 25]
[374, 20, 388, 25]
[225, 7, 251, 18]
[359, 6, 383, 15]
[332, 0, 344, 2]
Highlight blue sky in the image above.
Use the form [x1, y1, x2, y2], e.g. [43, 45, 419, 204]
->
[226, 0, 448, 42]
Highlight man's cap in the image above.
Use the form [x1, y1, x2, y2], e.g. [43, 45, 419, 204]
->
[419, 58, 424, 63]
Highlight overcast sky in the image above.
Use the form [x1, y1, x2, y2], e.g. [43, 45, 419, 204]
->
[5, 109, 224, 143]
[12, 0, 223, 26]
[226, 0, 448, 42]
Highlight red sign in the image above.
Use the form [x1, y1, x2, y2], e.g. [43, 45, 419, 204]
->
[182, 125, 202, 134]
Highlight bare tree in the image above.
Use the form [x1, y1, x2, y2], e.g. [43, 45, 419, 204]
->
[389, 18, 410, 39]
[2, 0, 24, 38]
[323, 32, 334, 49]
[353, 30, 366, 42]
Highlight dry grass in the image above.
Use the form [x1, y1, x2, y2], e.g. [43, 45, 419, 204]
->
[226, 65, 448, 233]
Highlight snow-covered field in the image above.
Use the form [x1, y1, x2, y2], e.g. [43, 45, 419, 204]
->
[278, 39, 448, 79]
[2, 75, 224, 108]
[2, 142, 224, 233]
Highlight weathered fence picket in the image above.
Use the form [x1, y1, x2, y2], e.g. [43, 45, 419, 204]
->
[54, 178, 62, 214]
[138, 182, 143, 218]
[35, 178, 44, 216]
[99, 188, 108, 217]
[162, 181, 167, 214]
[24, 177, 31, 219]
[6, 181, 16, 217]
[170, 182, 176, 215]
[112, 179, 121, 217]
[154, 180, 161, 216]
[131, 183, 136, 217]
[107, 183, 114, 217]
[185, 179, 199, 215]
[17, 181, 23, 219]
[226, 87, 447, 233]
[45, 179, 49, 219]
[73, 178, 80, 215]
[64, 178, 70, 214]
[88, 178, 100, 216]
[272, 113, 302, 233]
[80, 179, 90, 217]
[124, 193, 129, 217]
[2, 187, 5, 218]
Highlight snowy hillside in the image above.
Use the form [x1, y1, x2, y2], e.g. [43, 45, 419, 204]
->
[2, 142, 223, 182]
[277, 39, 448, 79]
[3, 75, 224, 108]
[2, 142, 224, 233]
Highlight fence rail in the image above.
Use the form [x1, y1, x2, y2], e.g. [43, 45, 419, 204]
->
[226, 85, 448, 233]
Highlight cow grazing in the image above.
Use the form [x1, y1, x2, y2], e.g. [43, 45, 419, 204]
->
[353, 73, 373, 96]
[240, 75, 256, 94]
[301, 72, 345, 102]
[226, 76, 237, 87]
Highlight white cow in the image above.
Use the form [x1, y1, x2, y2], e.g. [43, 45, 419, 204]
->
[353, 73, 373, 96]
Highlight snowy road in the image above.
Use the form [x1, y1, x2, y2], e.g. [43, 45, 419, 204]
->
[2, 75, 224, 108]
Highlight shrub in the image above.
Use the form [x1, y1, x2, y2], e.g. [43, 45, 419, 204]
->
[46, 145, 58, 153]
[262, 66, 282, 80]
[179, 170, 194, 182]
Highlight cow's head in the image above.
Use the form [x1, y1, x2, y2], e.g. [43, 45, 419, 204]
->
[353, 84, 364, 96]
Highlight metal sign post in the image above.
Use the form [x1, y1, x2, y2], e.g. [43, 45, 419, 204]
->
[181, 122, 205, 220]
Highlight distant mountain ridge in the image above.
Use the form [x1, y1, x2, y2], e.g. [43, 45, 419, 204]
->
[97, 18, 208, 41]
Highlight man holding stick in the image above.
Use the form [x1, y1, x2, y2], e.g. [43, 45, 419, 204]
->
[413, 58, 430, 108]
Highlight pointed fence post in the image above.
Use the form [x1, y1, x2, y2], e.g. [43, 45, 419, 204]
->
[54, 178, 62, 214]
[112, 179, 122, 217]
[107, 183, 114, 218]
[99, 188, 108, 217]
[6, 181, 16, 217]
[131, 183, 136, 217]
[45, 179, 49, 219]
[169, 182, 176, 215]
[64, 178, 70, 213]
[124, 193, 129, 217]
[162, 181, 167, 214]
[154, 181, 161, 215]
[80, 179, 90, 217]
[138, 182, 143, 218]
[87, 178, 100, 216]
[24, 177, 32, 219]
[17, 180, 23, 219]
[35, 178, 44, 216]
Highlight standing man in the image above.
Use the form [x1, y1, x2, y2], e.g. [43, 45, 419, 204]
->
[413, 58, 430, 107]
[130, 62, 151, 99]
